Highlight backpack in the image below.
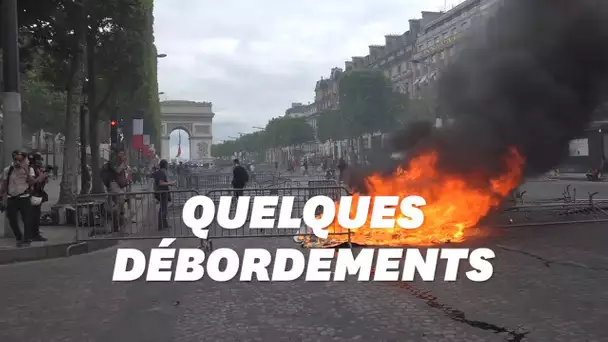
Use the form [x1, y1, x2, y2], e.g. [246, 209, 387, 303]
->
[153, 169, 171, 202]
[100, 163, 114, 188]
[240, 166, 249, 183]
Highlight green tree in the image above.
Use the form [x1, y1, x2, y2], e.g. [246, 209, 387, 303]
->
[237, 131, 268, 152]
[211, 141, 238, 157]
[316, 110, 345, 142]
[21, 50, 66, 134]
[26, 0, 89, 204]
[84, 0, 152, 193]
[339, 70, 399, 137]
[403, 98, 435, 124]
[265, 116, 314, 147]
[21, 0, 157, 200]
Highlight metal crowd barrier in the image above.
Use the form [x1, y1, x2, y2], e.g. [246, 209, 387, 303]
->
[183, 173, 233, 189]
[204, 186, 352, 241]
[510, 184, 575, 205]
[72, 185, 352, 244]
[72, 189, 200, 241]
[495, 185, 608, 227]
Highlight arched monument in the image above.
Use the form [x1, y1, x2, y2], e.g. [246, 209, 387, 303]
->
[160, 100, 214, 162]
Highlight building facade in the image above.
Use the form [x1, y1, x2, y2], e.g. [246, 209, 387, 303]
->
[410, 0, 500, 98]
[345, 19, 423, 96]
[284, 102, 310, 118]
[314, 67, 343, 113]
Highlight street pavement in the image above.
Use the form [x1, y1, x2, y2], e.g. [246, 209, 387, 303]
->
[0, 175, 607, 341]
[0, 223, 606, 341]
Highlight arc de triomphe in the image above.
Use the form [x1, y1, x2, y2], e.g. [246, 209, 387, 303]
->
[160, 100, 214, 162]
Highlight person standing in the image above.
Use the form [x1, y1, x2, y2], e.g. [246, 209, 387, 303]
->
[28, 152, 49, 242]
[0, 151, 38, 246]
[101, 149, 129, 233]
[153, 159, 175, 230]
[302, 158, 309, 176]
[338, 157, 347, 184]
[231, 159, 248, 197]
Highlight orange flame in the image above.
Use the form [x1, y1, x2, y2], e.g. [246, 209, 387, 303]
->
[320, 147, 525, 246]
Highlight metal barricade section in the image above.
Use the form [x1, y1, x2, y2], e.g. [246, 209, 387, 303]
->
[253, 176, 301, 189]
[308, 180, 339, 188]
[204, 186, 350, 240]
[73, 189, 200, 241]
[188, 173, 232, 190]
[496, 185, 608, 227]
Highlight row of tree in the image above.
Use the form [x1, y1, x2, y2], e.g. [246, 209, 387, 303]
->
[211, 69, 434, 157]
[210, 116, 316, 157]
[1, 0, 161, 201]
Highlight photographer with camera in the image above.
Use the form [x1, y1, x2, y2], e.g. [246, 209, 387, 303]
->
[0, 150, 46, 246]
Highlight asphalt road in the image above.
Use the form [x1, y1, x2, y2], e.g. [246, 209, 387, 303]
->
[0, 221, 607, 341]
[0, 177, 606, 341]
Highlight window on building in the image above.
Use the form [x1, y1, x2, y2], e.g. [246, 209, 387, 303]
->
[434, 36, 439, 44]
[452, 27, 457, 34]
[461, 21, 468, 28]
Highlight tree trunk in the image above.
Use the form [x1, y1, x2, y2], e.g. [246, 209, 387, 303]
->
[57, 34, 86, 205]
[79, 104, 90, 194]
[86, 27, 104, 194]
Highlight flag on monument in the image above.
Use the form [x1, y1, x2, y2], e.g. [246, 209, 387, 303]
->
[176, 130, 182, 158]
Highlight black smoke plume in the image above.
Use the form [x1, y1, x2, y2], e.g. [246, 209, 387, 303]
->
[383, 0, 608, 185]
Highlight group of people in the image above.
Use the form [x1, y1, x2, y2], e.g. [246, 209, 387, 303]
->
[0, 150, 50, 247]
[100, 150, 176, 232]
[1, 148, 354, 247]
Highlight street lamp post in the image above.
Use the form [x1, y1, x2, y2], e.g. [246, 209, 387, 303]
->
[52, 135, 57, 169]
[45, 134, 51, 166]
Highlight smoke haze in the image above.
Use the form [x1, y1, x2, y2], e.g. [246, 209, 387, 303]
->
[392, 0, 608, 182]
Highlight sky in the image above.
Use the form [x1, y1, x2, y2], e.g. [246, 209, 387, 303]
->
[155, 0, 466, 153]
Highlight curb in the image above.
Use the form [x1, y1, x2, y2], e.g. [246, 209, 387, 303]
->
[0, 240, 118, 265]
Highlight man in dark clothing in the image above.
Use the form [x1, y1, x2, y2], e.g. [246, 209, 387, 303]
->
[338, 157, 347, 184]
[28, 153, 49, 242]
[232, 159, 248, 197]
[154, 159, 175, 230]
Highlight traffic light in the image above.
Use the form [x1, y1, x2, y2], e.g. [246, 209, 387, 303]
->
[110, 119, 118, 147]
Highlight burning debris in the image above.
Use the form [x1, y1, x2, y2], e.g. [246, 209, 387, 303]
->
[300, 0, 608, 248]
